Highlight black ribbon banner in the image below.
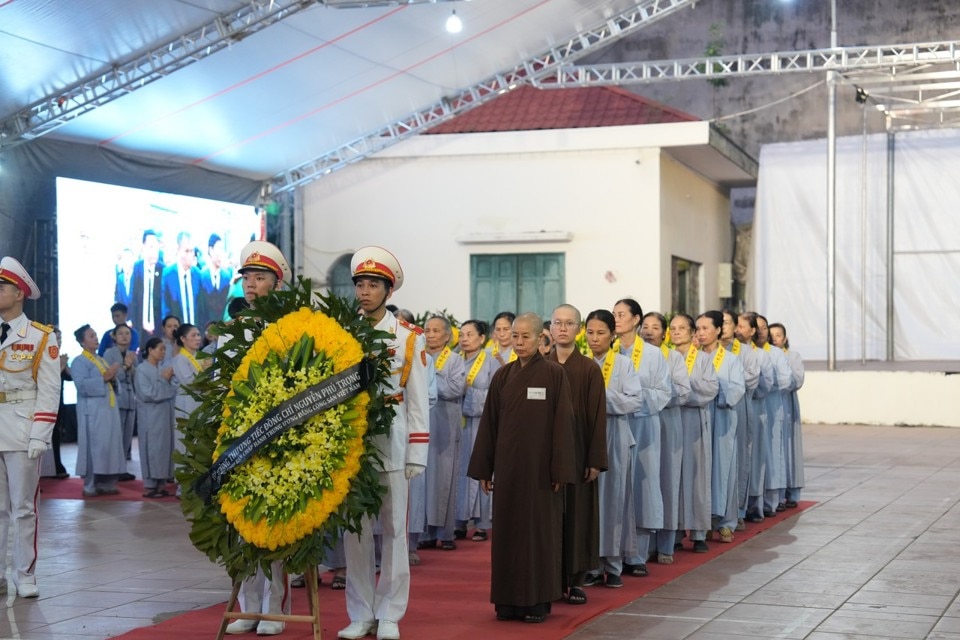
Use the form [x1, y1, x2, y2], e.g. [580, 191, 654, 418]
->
[193, 359, 374, 504]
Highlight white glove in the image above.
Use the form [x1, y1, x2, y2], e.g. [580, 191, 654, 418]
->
[404, 464, 425, 480]
[27, 439, 49, 460]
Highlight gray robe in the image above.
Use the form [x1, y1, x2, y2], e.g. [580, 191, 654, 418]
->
[782, 349, 805, 491]
[457, 351, 498, 528]
[593, 353, 642, 560]
[620, 339, 672, 531]
[135, 361, 176, 482]
[103, 346, 135, 457]
[72, 353, 126, 477]
[425, 349, 465, 531]
[677, 348, 719, 532]
[707, 347, 745, 525]
[750, 348, 774, 497]
[763, 345, 793, 492]
[660, 348, 691, 531]
[171, 352, 201, 457]
[732, 342, 761, 510]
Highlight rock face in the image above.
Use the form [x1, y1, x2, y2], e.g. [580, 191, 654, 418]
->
[585, 0, 960, 156]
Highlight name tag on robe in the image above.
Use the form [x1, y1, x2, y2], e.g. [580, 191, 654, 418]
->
[527, 387, 546, 400]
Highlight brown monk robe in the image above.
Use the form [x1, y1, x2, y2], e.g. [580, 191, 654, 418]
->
[467, 313, 577, 623]
[547, 304, 607, 604]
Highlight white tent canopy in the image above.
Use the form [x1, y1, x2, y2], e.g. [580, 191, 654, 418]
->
[752, 129, 960, 362]
[1, 0, 682, 181]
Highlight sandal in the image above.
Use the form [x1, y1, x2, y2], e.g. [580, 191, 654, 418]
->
[440, 540, 457, 551]
[566, 586, 587, 605]
[416, 539, 437, 550]
[523, 614, 545, 623]
[142, 490, 164, 499]
[471, 530, 488, 541]
[625, 563, 649, 577]
[330, 575, 346, 590]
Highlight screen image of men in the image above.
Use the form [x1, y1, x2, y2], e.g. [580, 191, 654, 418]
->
[161, 231, 201, 326]
[198, 233, 231, 329]
[114, 248, 134, 309]
[338, 246, 429, 640]
[467, 312, 577, 623]
[129, 230, 163, 338]
[0, 257, 60, 598]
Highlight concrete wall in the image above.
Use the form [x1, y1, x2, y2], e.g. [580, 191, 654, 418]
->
[588, 0, 960, 158]
[799, 370, 960, 428]
[301, 123, 731, 320]
[659, 152, 733, 313]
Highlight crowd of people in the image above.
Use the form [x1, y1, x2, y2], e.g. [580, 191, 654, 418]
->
[389, 302, 806, 625]
[61, 303, 214, 499]
[1, 241, 806, 636]
[281, 299, 807, 636]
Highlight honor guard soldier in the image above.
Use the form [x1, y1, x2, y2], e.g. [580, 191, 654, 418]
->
[339, 247, 429, 640]
[0, 257, 60, 598]
[224, 240, 293, 636]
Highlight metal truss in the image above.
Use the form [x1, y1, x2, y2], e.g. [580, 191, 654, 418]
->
[841, 67, 960, 129]
[320, 0, 457, 6]
[0, 0, 312, 148]
[270, 0, 697, 193]
[534, 40, 960, 87]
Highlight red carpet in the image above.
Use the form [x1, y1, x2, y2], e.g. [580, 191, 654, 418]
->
[114, 501, 814, 640]
[39, 477, 180, 502]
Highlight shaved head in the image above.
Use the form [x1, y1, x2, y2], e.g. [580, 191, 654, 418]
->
[514, 312, 543, 335]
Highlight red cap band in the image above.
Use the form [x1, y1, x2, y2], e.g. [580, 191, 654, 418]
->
[0, 268, 30, 296]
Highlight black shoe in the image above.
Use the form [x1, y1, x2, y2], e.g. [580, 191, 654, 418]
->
[745, 511, 764, 523]
[604, 573, 623, 588]
[453, 529, 467, 540]
[693, 540, 709, 553]
[776, 503, 786, 512]
[416, 539, 437, 550]
[763, 509, 776, 518]
[582, 573, 603, 587]
[785, 500, 799, 509]
[118, 473, 136, 482]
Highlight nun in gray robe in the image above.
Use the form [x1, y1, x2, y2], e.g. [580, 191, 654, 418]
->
[135, 351, 176, 494]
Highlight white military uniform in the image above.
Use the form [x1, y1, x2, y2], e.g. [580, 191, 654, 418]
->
[343, 247, 429, 638]
[0, 308, 60, 589]
[224, 241, 292, 636]
[345, 311, 429, 626]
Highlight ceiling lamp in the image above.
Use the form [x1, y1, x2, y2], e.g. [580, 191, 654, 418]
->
[445, 10, 462, 34]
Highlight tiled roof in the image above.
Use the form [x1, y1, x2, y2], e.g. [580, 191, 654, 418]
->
[426, 85, 697, 134]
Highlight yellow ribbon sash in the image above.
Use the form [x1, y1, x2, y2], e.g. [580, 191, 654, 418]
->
[464, 350, 486, 387]
[82, 350, 115, 407]
[660, 343, 670, 360]
[600, 349, 617, 388]
[630, 339, 643, 371]
[182, 350, 201, 373]
[434, 346, 452, 371]
[712, 344, 726, 372]
[684, 345, 698, 375]
[730, 339, 741, 355]
[492, 342, 517, 363]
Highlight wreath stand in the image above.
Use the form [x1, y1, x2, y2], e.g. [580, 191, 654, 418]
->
[216, 566, 323, 640]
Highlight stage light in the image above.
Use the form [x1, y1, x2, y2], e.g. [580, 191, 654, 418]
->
[445, 10, 462, 34]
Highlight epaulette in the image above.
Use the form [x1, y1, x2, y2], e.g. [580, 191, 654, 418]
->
[398, 319, 423, 335]
[30, 321, 53, 334]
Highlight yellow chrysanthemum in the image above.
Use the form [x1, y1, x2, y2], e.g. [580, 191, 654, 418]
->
[215, 307, 368, 549]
